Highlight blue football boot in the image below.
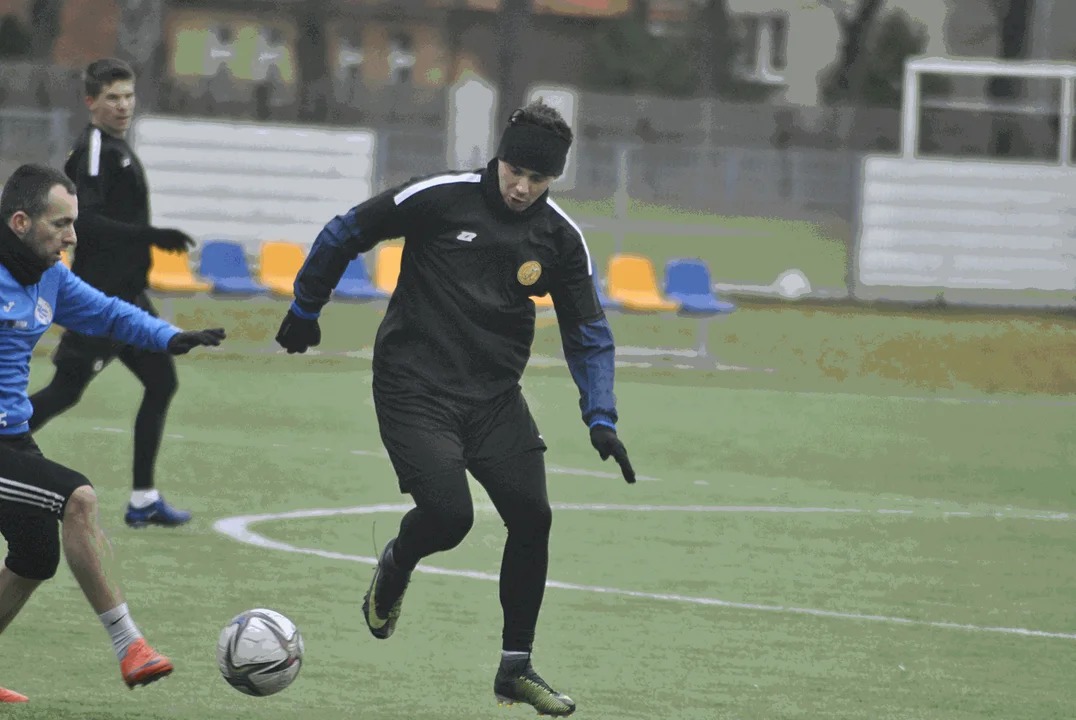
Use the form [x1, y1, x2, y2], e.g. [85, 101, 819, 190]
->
[124, 495, 192, 528]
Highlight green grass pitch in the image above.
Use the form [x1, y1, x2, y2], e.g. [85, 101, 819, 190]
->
[1, 296, 1074, 719]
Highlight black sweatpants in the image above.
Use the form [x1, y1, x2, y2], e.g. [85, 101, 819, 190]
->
[29, 293, 178, 491]
[374, 381, 551, 653]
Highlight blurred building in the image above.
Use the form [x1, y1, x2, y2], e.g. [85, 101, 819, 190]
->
[2, 0, 1072, 113]
[2, 0, 1072, 221]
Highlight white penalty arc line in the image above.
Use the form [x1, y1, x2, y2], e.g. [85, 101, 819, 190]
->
[212, 503, 1076, 642]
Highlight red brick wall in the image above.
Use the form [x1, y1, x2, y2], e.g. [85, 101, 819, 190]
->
[52, 0, 119, 68]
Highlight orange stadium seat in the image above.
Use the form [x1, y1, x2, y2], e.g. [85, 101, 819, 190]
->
[605, 253, 680, 312]
[148, 247, 211, 292]
[258, 241, 306, 296]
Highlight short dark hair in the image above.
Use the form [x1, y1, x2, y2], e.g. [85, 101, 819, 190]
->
[0, 164, 76, 223]
[514, 98, 573, 145]
[83, 57, 135, 99]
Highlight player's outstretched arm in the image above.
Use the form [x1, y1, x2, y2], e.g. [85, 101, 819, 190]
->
[53, 266, 225, 354]
[558, 316, 636, 484]
[274, 210, 365, 355]
[277, 185, 418, 354]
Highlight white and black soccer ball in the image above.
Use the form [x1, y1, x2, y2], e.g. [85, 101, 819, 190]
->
[217, 608, 304, 697]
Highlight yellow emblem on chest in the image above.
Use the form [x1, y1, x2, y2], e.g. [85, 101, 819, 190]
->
[517, 261, 542, 286]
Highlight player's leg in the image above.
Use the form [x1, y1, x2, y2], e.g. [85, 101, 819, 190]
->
[0, 527, 47, 633]
[0, 511, 48, 703]
[27, 330, 103, 432]
[0, 435, 172, 688]
[363, 383, 474, 639]
[364, 467, 475, 639]
[469, 450, 551, 655]
[116, 340, 187, 528]
[0, 436, 73, 639]
[465, 388, 574, 716]
[61, 484, 174, 687]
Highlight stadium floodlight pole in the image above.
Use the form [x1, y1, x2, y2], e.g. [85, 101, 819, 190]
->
[614, 144, 629, 254]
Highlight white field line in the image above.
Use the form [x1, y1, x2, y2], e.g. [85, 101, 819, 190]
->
[212, 503, 1076, 642]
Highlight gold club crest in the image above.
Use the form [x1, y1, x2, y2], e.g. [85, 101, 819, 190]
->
[517, 260, 542, 286]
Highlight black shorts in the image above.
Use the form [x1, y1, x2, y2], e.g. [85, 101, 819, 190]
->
[0, 433, 92, 579]
[52, 292, 162, 371]
[373, 381, 547, 493]
[0, 433, 91, 520]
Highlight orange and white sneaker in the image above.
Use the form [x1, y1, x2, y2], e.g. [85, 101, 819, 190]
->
[0, 686, 28, 702]
[120, 639, 174, 689]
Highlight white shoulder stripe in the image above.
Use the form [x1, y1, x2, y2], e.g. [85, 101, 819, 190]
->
[88, 127, 102, 177]
[547, 198, 593, 276]
[393, 172, 481, 205]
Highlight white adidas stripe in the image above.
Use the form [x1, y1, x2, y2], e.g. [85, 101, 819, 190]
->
[547, 198, 593, 276]
[0, 485, 63, 513]
[393, 172, 481, 206]
[0, 473, 65, 503]
[88, 127, 102, 177]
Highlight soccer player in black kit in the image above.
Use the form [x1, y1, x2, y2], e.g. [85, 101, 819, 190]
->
[29, 58, 197, 528]
[275, 100, 635, 716]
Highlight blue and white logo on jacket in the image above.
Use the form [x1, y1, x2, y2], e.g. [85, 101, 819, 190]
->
[35, 297, 52, 325]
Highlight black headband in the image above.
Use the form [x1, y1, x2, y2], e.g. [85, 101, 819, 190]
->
[496, 117, 571, 177]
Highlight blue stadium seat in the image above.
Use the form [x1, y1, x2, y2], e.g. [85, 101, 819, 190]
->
[199, 240, 268, 295]
[334, 255, 388, 299]
[664, 258, 736, 314]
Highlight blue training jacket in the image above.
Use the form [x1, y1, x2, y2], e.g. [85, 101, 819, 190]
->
[0, 262, 180, 435]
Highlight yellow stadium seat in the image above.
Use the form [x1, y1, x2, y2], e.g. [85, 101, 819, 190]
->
[532, 293, 554, 308]
[258, 241, 306, 296]
[60, 249, 72, 268]
[375, 244, 403, 294]
[606, 253, 680, 312]
[148, 247, 211, 292]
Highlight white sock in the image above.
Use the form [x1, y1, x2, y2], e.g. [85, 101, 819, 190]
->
[99, 603, 143, 660]
[129, 489, 160, 509]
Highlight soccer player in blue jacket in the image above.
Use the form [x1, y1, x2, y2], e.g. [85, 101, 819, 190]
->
[0, 164, 225, 702]
[275, 100, 634, 717]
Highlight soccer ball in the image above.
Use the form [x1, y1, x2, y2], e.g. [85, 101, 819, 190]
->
[217, 608, 304, 696]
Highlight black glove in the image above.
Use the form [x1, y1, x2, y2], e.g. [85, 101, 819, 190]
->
[167, 328, 226, 355]
[275, 309, 321, 354]
[590, 424, 636, 484]
[150, 227, 195, 253]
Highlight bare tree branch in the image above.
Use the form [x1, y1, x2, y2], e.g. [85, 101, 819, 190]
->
[828, 0, 887, 101]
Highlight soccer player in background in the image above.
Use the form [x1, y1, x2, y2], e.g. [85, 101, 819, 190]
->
[29, 58, 199, 528]
[0, 164, 225, 702]
[275, 99, 635, 717]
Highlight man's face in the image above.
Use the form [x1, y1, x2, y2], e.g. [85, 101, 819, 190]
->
[8, 185, 78, 267]
[497, 159, 554, 212]
[87, 78, 136, 137]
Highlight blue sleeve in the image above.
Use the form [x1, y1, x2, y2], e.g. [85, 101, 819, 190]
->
[53, 267, 180, 351]
[292, 208, 365, 318]
[559, 316, 618, 429]
[292, 183, 416, 318]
